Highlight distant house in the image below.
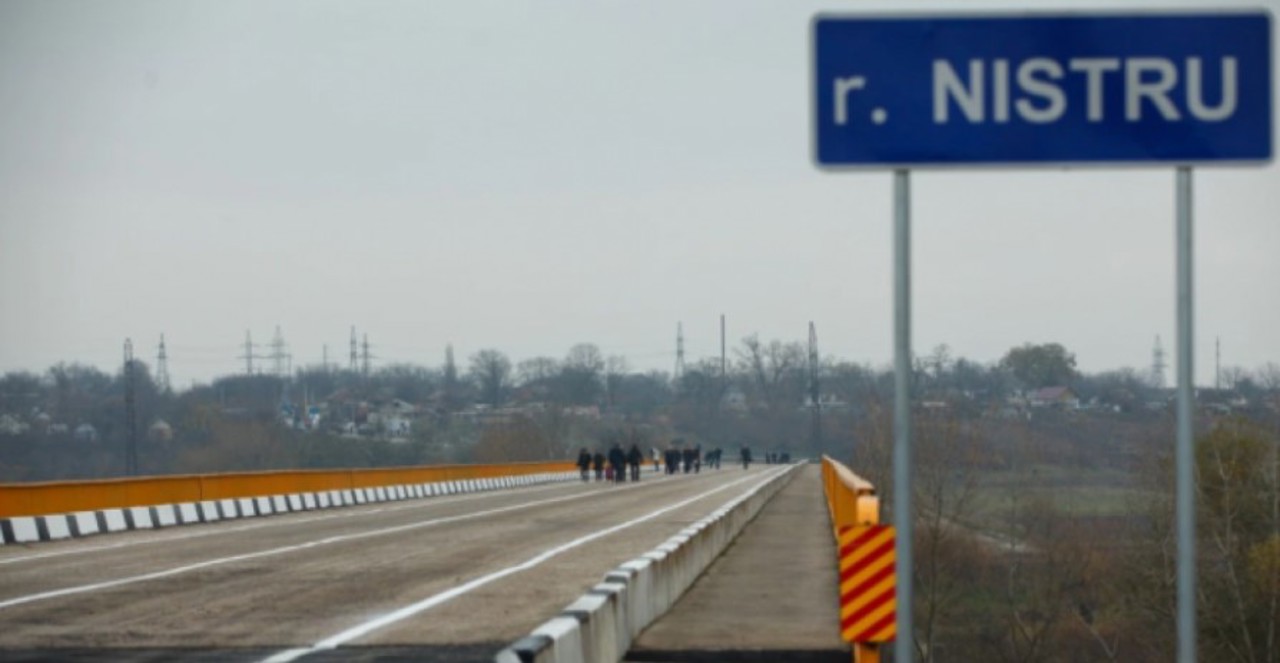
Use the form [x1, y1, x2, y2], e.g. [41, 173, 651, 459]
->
[803, 394, 848, 411]
[1198, 389, 1250, 415]
[74, 423, 98, 442]
[0, 414, 26, 436]
[1028, 386, 1080, 409]
[721, 387, 748, 413]
[148, 419, 174, 442]
[562, 405, 601, 420]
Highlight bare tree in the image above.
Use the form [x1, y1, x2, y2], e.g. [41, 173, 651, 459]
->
[560, 343, 605, 405]
[1254, 363, 1280, 392]
[1195, 419, 1280, 663]
[1220, 365, 1248, 391]
[604, 355, 628, 411]
[515, 356, 560, 403]
[914, 412, 984, 662]
[517, 357, 560, 385]
[469, 349, 512, 407]
[736, 334, 805, 413]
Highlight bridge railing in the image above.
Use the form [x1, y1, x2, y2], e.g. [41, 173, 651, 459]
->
[820, 454, 879, 535]
[0, 460, 575, 519]
[821, 455, 887, 663]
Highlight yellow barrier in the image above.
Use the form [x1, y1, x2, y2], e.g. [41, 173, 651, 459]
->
[822, 456, 878, 537]
[0, 460, 576, 518]
[821, 455, 886, 663]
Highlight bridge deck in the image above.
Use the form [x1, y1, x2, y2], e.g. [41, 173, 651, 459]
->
[626, 464, 849, 662]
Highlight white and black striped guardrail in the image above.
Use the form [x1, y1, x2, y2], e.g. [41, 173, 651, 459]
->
[0, 472, 579, 546]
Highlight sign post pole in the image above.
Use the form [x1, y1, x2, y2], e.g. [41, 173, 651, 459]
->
[1175, 166, 1196, 663]
[892, 168, 914, 663]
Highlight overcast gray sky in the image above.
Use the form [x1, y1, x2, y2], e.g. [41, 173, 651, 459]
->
[1, 0, 1276, 387]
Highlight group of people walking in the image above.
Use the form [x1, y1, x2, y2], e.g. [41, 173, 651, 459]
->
[577, 443, 645, 483]
[662, 445, 703, 474]
[576, 440, 775, 484]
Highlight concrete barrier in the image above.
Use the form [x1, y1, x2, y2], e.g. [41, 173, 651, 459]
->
[495, 464, 801, 663]
[0, 465, 579, 546]
[0, 460, 578, 519]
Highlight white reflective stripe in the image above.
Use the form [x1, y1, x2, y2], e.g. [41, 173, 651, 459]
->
[10, 518, 39, 543]
[154, 505, 178, 527]
[129, 507, 155, 529]
[45, 517, 71, 540]
[198, 503, 220, 522]
[74, 511, 101, 535]
[177, 503, 200, 524]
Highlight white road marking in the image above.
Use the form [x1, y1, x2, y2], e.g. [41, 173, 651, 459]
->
[260, 466, 789, 663]
[0, 477, 598, 567]
[0, 470, 715, 610]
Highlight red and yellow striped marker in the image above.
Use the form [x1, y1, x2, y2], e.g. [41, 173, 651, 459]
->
[839, 524, 896, 643]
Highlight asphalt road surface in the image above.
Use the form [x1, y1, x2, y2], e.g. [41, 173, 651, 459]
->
[0, 465, 784, 662]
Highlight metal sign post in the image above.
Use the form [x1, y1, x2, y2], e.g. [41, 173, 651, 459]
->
[1175, 166, 1195, 663]
[892, 169, 913, 663]
[812, 12, 1272, 663]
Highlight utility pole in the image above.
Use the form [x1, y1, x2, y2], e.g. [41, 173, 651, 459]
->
[808, 321, 822, 453]
[155, 334, 171, 393]
[269, 325, 291, 377]
[720, 314, 726, 387]
[361, 333, 372, 378]
[1215, 336, 1221, 390]
[674, 322, 686, 384]
[124, 339, 138, 476]
[720, 314, 727, 451]
[349, 326, 358, 373]
[239, 330, 257, 375]
[1152, 335, 1167, 389]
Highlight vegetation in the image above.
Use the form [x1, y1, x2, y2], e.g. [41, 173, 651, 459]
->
[1, 340, 1278, 660]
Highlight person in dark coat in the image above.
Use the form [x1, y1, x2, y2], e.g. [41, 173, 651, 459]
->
[592, 450, 606, 481]
[577, 448, 592, 482]
[608, 443, 627, 484]
[627, 444, 643, 482]
[740, 445, 752, 469]
[665, 447, 679, 475]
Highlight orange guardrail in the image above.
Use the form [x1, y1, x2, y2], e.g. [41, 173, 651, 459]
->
[0, 460, 575, 518]
[821, 455, 890, 663]
[821, 455, 878, 536]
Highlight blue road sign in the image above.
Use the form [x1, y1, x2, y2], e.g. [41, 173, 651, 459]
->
[812, 13, 1273, 167]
